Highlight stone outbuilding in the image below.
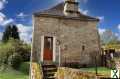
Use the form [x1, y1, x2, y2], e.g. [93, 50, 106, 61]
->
[32, 0, 101, 67]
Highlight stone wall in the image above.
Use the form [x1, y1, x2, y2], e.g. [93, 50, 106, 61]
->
[33, 16, 101, 66]
[31, 62, 43, 79]
[55, 67, 97, 79]
[115, 58, 120, 69]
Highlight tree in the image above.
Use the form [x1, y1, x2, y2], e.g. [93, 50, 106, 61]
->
[2, 24, 20, 42]
[2, 25, 12, 42]
[107, 39, 120, 45]
[100, 30, 119, 45]
[11, 25, 20, 40]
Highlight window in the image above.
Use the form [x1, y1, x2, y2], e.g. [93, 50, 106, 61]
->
[82, 45, 85, 51]
[44, 36, 53, 52]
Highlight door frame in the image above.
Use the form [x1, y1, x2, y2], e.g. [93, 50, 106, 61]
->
[41, 36, 56, 62]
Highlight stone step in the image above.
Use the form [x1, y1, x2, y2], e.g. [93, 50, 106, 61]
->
[42, 64, 57, 68]
[43, 74, 55, 79]
[43, 67, 57, 71]
[43, 70, 56, 77]
[44, 77, 55, 79]
[43, 68, 57, 72]
[44, 76, 55, 79]
[42, 64, 57, 79]
[44, 72, 55, 77]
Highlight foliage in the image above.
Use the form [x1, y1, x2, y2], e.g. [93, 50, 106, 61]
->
[11, 25, 20, 40]
[0, 39, 14, 68]
[107, 59, 116, 69]
[2, 25, 12, 42]
[100, 30, 119, 45]
[107, 39, 120, 45]
[19, 44, 31, 62]
[9, 53, 22, 69]
[19, 62, 30, 74]
[0, 38, 31, 70]
[102, 34, 120, 50]
[80, 67, 111, 76]
[2, 24, 20, 42]
[103, 44, 120, 50]
[0, 67, 29, 79]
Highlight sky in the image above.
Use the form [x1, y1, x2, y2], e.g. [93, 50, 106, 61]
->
[0, 0, 120, 43]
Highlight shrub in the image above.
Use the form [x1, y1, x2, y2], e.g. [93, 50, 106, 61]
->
[19, 44, 31, 62]
[8, 53, 22, 69]
[19, 62, 30, 74]
[0, 39, 31, 70]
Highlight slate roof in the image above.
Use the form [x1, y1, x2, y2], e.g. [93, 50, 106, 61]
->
[34, 2, 99, 21]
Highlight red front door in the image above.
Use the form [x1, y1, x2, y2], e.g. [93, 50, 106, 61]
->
[43, 37, 53, 61]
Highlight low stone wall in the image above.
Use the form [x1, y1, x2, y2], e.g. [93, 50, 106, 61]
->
[55, 67, 97, 79]
[114, 58, 120, 69]
[31, 62, 43, 79]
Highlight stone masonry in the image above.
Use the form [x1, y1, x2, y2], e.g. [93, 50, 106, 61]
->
[32, 0, 101, 67]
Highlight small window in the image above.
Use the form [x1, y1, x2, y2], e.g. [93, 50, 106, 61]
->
[82, 45, 85, 51]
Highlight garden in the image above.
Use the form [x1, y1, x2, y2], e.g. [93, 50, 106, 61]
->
[0, 24, 31, 79]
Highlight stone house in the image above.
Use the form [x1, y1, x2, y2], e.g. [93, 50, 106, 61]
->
[32, 0, 101, 67]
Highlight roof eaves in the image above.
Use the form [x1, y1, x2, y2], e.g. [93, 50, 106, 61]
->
[34, 13, 99, 21]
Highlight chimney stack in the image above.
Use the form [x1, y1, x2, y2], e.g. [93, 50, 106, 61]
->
[64, 0, 79, 17]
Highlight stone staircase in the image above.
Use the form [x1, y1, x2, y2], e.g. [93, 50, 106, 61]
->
[42, 64, 57, 79]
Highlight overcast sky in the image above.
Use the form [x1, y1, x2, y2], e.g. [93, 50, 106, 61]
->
[0, 0, 120, 43]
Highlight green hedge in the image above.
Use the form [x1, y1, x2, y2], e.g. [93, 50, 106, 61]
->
[19, 62, 30, 74]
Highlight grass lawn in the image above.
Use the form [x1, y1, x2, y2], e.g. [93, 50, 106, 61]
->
[0, 62, 30, 79]
[0, 68, 29, 79]
[80, 67, 111, 76]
